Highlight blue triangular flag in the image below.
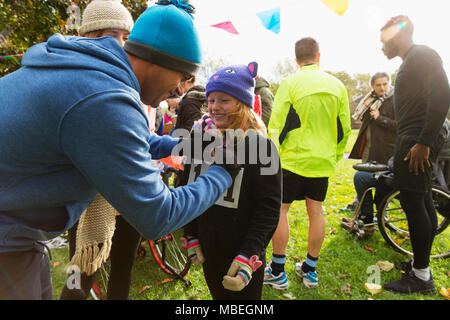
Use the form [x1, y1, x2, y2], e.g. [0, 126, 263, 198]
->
[256, 7, 280, 34]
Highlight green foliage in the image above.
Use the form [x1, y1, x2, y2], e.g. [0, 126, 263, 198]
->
[0, 0, 148, 76]
[326, 70, 370, 102]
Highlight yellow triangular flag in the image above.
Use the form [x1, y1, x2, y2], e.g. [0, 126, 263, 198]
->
[320, 0, 348, 16]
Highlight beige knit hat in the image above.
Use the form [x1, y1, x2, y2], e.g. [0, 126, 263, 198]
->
[78, 0, 134, 36]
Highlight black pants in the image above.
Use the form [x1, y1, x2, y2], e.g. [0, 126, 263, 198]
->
[0, 243, 52, 300]
[202, 255, 266, 300]
[399, 190, 437, 269]
[60, 215, 141, 300]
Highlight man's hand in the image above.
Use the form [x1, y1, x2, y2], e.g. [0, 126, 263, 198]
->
[404, 143, 431, 175]
[370, 109, 380, 120]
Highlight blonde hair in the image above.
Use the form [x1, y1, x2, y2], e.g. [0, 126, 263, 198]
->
[226, 102, 267, 136]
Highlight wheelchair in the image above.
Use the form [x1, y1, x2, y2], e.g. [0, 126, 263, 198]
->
[341, 160, 450, 259]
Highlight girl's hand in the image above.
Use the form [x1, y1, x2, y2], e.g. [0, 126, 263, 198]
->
[181, 237, 205, 264]
[222, 255, 262, 291]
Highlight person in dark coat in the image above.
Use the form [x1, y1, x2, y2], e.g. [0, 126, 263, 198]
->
[175, 85, 206, 132]
[341, 72, 397, 234]
[254, 76, 274, 127]
[181, 62, 281, 300]
[380, 15, 449, 295]
[349, 73, 396, 164]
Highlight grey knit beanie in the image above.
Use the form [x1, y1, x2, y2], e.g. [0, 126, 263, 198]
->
[79, 0, 134, 36]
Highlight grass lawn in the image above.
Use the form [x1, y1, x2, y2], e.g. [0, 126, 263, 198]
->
[49, 130, 449, 300]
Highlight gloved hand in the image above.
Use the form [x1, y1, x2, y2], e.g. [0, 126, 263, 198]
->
[175, 115, 221, 163]
[222, 254, 262, 291]
[181, 237, 205, 264]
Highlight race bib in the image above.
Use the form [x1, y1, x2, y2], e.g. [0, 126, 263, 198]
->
[187, 164, 244, 209]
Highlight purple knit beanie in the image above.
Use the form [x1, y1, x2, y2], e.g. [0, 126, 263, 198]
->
[206, 61, 258, 108]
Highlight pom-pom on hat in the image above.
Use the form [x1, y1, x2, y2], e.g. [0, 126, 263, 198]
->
[124, 0, 202, 76]
[206, 62, 258, 108]
[78, 0, 134, 36]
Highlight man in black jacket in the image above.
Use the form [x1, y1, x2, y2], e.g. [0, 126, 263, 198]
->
[175, 85, 206, 132]
[380, 15, 450, 295]
[342, 73, 396, 234]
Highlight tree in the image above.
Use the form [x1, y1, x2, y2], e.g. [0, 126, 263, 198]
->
[195, 51, 233, 86]
[1, 0, 148, 76]
[269, 57, 298, 84]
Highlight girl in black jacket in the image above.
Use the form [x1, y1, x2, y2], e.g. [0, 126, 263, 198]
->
[181, 62, 281, 300]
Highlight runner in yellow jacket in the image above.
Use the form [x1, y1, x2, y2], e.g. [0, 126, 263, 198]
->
[264, 37, 351, 290]
[268, 65, 351, 177]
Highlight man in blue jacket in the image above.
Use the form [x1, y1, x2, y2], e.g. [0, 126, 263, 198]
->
[0, 1, 232, 299]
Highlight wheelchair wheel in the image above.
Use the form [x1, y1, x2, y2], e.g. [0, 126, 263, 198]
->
[149, 229, 191, 278]
[377, 187, 450, 259]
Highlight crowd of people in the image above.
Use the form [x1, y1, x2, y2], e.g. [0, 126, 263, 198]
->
[0, 0, 449, 300]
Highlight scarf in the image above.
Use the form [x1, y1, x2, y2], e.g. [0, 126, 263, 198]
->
[352, 88, 393, 121]
[65, 194, 116, 276]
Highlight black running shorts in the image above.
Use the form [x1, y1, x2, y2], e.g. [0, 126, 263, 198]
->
[282, 169, 329, 203]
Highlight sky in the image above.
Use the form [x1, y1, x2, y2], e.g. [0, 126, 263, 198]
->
[184, 0, 450, 83]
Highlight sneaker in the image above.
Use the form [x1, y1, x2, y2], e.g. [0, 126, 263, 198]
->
[340, 219, 360, 233]
[263, 263, 289, 290]
[340, 199, 359, 212]
[43, 236, 68, 249]
[295, 262, 318, 288]
[341, 220, 375, 237]
[341, 216, 356, 224]
[383, 271, 437, 295]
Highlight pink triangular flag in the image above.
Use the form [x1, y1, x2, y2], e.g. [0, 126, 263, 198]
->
[211, 21, 239, 35]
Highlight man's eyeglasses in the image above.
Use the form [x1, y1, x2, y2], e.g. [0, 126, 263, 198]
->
[181, 73, 194, 83]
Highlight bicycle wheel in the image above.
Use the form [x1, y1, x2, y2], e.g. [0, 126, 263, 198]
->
[90, 242, 147, 300]
[377, 187, 450, 259]
[149, 230, 191, 277]
[90, 259, 111, 300]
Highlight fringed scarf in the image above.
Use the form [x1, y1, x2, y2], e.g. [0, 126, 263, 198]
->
[352, 88, 393, 121]
[65, 194, 116, 276]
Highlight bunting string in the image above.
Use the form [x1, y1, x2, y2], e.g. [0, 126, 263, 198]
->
[1, 0, 349, 68]
[0, 53, 23, 66]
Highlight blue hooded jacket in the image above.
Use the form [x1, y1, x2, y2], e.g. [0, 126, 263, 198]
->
[0, 34, 231, 252]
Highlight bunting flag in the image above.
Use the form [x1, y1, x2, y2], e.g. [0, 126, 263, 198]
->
[211, 21, 239, 35]
[320, 0, 348, 16]
[256, 7, 281, 34]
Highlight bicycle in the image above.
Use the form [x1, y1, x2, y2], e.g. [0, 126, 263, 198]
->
[340, 161, 450, 259]
[90, 229, 191, 300]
